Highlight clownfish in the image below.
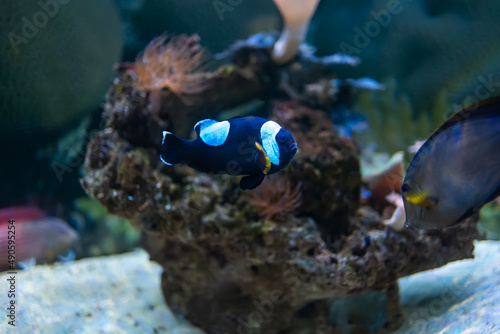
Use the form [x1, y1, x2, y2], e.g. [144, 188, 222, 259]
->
[160, 116, 298, 190]
[402, 97, 500, 229]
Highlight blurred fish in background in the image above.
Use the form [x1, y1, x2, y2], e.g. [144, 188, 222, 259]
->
[0, 206, 79, 271]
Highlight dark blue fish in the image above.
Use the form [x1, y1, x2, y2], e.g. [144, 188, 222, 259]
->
[402, 97, 500, 229]
[160, 116, 298, 190]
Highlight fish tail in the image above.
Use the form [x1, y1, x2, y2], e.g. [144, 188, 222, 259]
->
[160, 131, 187, 165]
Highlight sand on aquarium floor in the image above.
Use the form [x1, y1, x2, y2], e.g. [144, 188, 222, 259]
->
[0, 249, 203, 334]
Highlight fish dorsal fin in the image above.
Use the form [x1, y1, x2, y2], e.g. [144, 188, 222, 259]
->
[408, 96, 500, 173]
[194, 119, 230, 147]
[260, 121, 281, 165]
[425, 96, 500, 146]
[254, 142, 271, 174]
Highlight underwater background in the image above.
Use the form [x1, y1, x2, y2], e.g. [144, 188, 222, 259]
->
[1, 0, 500, 333]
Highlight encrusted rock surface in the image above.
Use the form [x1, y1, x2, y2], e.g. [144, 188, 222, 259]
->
[82, 38, 482, 333]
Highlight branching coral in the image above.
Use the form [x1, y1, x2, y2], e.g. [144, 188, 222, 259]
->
[250, 175, 302, 221]
[133, 34, 212, 104]
[272, 0, 320, 64]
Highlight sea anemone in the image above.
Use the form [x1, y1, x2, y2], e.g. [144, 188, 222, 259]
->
[272, 0, 321, 64]
[250, 175, 302, 221]
[361, 151, 405, 212]
[383, 191, 406, 231]
[133, 34, 211, 104]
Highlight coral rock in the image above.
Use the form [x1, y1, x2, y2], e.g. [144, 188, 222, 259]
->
[82, 38, 482, 334]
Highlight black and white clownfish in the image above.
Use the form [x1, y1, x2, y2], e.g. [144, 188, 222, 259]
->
[160, 116, 298, 190]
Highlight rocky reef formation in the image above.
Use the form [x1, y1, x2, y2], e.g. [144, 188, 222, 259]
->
[82, 35, 482, 333]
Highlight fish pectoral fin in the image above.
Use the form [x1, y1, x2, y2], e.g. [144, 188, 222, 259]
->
[406, 193, 439, 207]
[254, 142, 271, 175]
[240, 175, 265, 190]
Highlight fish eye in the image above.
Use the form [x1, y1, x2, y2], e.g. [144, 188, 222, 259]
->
[277, 133, 287, 143]
[401, 183, 411, 193]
